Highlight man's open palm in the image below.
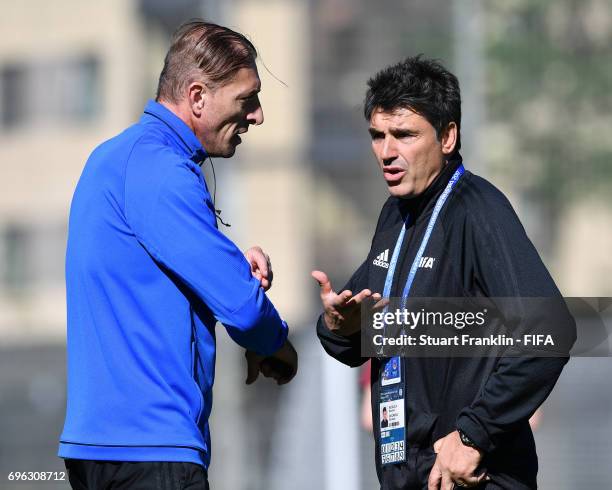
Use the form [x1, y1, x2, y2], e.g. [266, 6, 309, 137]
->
[312, 270, 386, 336]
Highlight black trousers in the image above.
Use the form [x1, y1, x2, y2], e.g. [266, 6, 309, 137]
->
[64, 459, 210, 490]
[379, 447, 530, 490]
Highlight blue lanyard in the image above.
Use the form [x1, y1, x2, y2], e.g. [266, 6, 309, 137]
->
[381, 164, 465, 321]
[377, 165, 464, 461]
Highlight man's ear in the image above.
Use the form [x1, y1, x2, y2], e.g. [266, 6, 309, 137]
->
[440, 122, 458, 156]
[188, 82, 207, 116]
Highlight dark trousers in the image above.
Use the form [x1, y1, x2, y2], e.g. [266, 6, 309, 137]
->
[64, 459, 210, 490]
[379, 447, 531, 490]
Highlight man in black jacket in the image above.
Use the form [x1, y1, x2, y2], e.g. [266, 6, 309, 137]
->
[312, 56, 575, 489]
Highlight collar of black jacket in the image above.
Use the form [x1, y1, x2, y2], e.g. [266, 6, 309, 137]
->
[395, 152, 463, 221]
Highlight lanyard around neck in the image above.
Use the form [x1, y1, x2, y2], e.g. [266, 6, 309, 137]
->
[382, 164, 465, 307]
[377, 165, 464, 355]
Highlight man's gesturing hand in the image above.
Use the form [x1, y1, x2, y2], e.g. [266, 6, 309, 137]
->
[428, 431, 487, 490]
[244, 246, 273, 291]
[245, 339, 298, 386]
[311, 270, 386, 337]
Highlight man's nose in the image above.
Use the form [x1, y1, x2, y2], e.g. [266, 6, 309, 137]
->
[248, 104, 264, 126]
[380, 137, 397, 164]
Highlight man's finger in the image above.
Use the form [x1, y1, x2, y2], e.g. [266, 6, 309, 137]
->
[276, 374, 293, 385]
[457, 471, 488, 488]
[248, 247, 268, 277]
[246, 369, 259, 384]
[311, 270, 333, 296]
[265, 253, 272, 269]
[441, 472, 454, 490]
[259, 358, 294, 385]
[372, 297, 390, 310]
[266, 254, 273, 283]
[260, 362, 273, 378]
[338, 289, 353, 305]
[427, 463, 442, 490]
[346, 289, 372, 306]
[433, 438, 443, 453]
[245, 352, 260, 385]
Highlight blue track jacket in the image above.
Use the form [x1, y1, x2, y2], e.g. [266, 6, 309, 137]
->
[58, 101, 288, 468]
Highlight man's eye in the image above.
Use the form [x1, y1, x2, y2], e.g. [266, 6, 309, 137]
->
[370, 133, 384, 140]
[396, 132, 413, 139]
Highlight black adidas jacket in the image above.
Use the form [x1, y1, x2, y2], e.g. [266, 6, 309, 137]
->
[316, 156, 576, 489]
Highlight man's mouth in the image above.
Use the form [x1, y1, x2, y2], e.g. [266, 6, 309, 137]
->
[383, 166, 406, 184]
[233, 128, 248, 145]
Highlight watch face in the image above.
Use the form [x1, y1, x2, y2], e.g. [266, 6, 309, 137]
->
[460, 431, 474, 446]
[459, 430, 481, 453]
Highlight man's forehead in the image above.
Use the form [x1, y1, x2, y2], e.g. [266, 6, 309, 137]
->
[232, 66, 261, 93]
[369, 107, 422, 128]
[212, 66, 260, 96]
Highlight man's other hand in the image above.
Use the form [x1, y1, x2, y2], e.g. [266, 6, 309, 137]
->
[311, 270, 386, 337]
[245, 339, 298, 386]
[428, 430, 487, 490]
[244, 246, 273, 291]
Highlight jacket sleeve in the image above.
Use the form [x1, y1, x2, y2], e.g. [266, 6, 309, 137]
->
[316, 259, 369, 368]
[125, 156, 287, 356]
[455, 194, 576, 453]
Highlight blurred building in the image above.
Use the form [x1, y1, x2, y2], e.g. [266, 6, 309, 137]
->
[0, 0, 166, 343]
[0, 0, 315, 342]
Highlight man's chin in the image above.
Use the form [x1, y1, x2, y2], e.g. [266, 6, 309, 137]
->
[206, 141, 238, 158]
[216, 145, 236, 158]
[222, 137, 242, 157]
[387, 183, 417, 199]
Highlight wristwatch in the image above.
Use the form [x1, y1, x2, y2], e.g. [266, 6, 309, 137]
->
[458, 429, 482, 452]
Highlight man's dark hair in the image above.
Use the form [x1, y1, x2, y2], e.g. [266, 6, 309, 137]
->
[156, 20, 257, 103]
[364, 55, 462, 151]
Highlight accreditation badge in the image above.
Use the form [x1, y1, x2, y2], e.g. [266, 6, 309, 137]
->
[379, 356, 406, 465]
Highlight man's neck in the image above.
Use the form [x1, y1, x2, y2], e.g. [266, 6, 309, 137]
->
[397, 157, 462, 218]
[158, 99, 196, 133]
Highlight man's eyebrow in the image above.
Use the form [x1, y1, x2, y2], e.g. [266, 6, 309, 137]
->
[368, 126, 417, 136]
[389, 126, 417, 134]
[238, 86, 261, 98]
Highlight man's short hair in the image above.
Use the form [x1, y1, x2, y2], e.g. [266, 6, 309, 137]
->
[364, 55, 462, 151]
[156, 20, 257, 103]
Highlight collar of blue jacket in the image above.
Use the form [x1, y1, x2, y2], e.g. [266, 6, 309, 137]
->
[141, 100, 208, 164]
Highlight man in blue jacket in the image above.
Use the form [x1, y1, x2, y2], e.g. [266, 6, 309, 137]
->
[59, 20, 297, 489]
